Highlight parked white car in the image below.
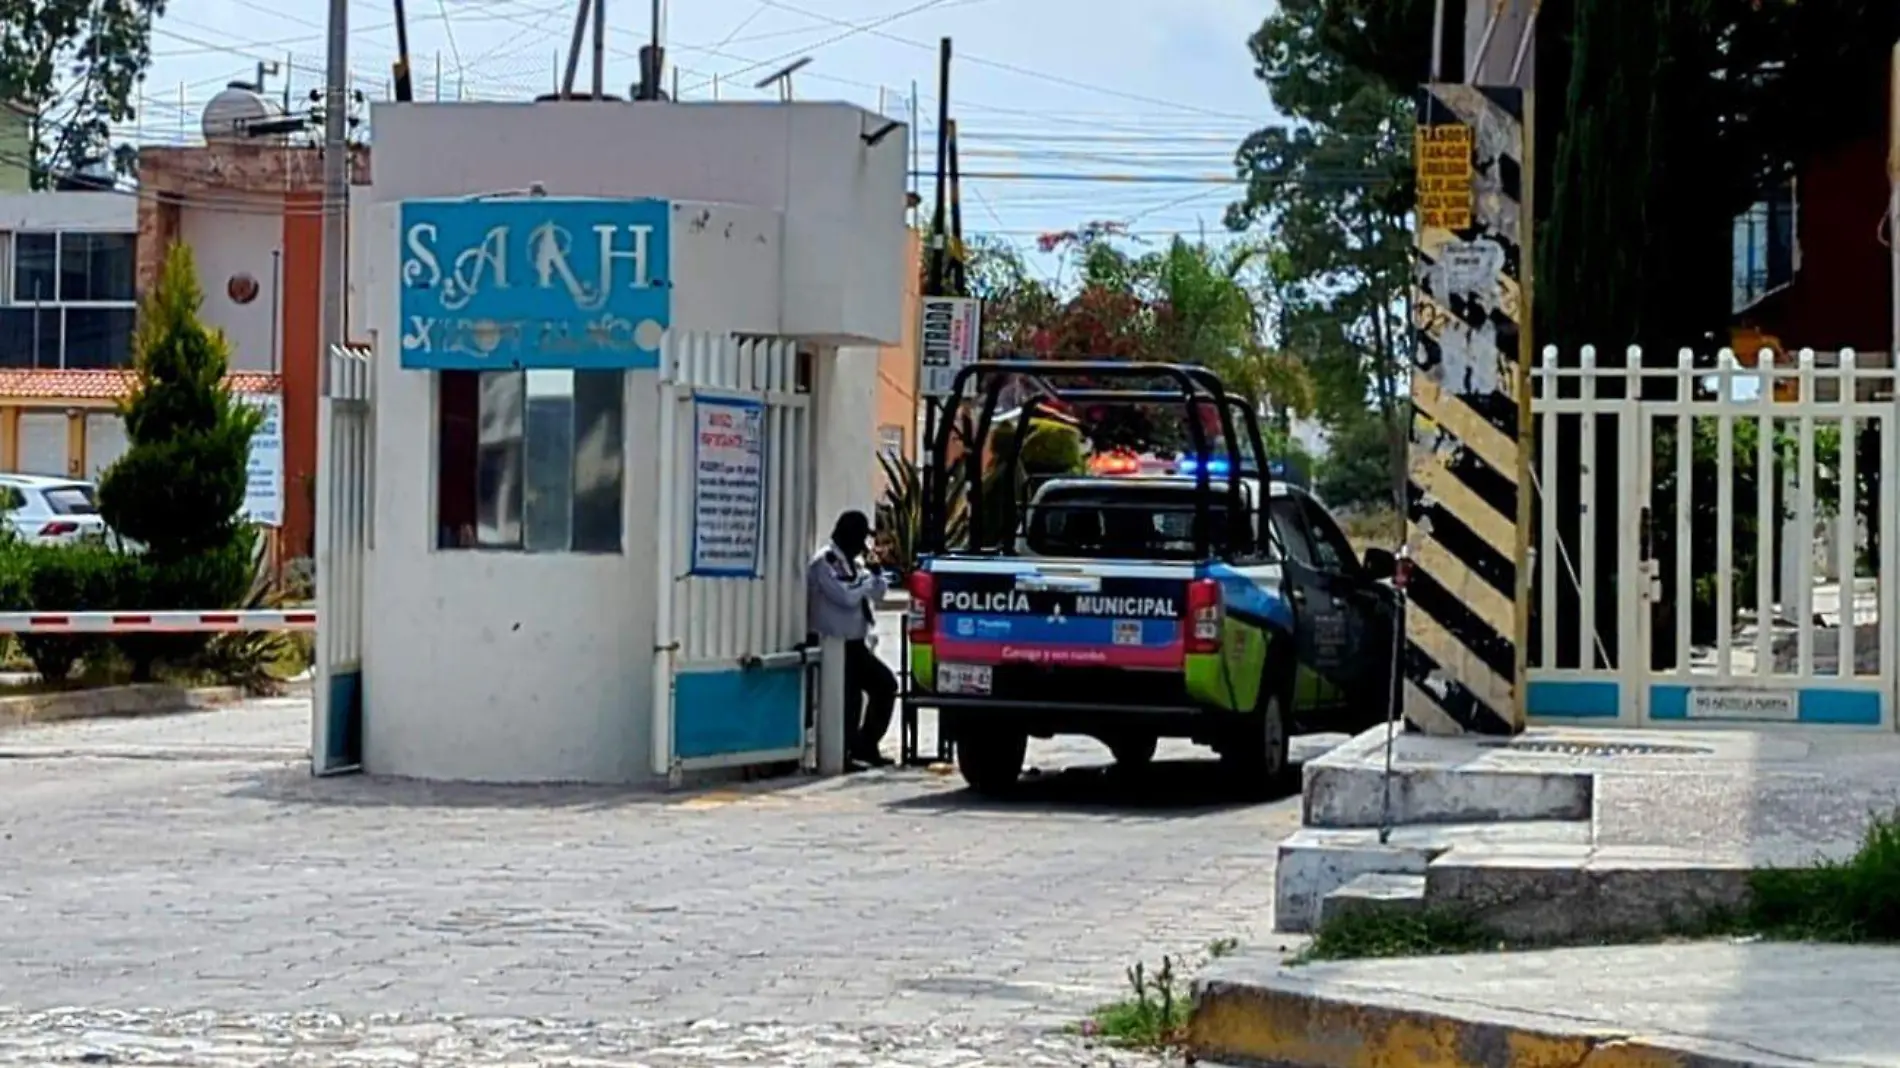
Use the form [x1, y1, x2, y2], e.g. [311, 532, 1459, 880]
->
[0, 474, 114, 546]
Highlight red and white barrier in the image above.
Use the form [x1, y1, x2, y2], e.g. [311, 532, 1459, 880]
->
[0, 610, 317, 634]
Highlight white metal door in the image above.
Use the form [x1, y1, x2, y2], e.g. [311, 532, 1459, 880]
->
[1627, 349, 1895, 728]
[1527, 347, 1643, 723]
[651, 333, 815, 782]
[313, 344, 373, 775]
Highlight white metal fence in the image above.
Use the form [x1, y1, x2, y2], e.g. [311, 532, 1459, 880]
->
[651, 333, 815, 779]
[1530, 345, 1896, 728]
[313, 344, 373, 773]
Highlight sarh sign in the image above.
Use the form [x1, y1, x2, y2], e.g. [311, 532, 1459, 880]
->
[398, 197, 672, 371]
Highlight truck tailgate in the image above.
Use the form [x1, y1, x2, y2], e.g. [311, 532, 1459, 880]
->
[928, 559, 1195, 671]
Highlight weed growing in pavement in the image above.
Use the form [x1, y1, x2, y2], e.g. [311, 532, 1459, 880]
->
[1295, 909, 1494, 963]
[1298, 810, 1900, 962]
[1749, 809, 1900, 941]
[1205, 936, 1240, 959]
[1083, 956, 1189, 1051]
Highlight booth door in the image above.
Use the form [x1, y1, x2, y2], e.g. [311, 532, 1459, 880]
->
[313, 345, 372, 776]
[652, 333, 814, 780]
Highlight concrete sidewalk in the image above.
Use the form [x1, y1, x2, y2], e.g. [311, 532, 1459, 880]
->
[1192, 941, 1900, 1067]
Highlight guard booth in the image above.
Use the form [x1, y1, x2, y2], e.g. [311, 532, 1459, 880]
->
[312, 99, 908, 784]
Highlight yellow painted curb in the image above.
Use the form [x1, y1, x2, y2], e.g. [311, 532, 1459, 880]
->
[1188, 980, 1736, 1068]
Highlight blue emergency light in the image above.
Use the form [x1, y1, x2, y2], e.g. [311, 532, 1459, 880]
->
[1176, 456, 1230, 477]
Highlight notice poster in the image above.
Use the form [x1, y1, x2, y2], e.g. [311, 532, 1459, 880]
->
[1415, 123, 1473, 230]
[239, 393, 284, 527]
[919, 295, 982, 398]
[690, 395, 767, 577]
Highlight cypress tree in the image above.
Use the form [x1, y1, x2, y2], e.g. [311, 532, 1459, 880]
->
[98, 242, 262, 676]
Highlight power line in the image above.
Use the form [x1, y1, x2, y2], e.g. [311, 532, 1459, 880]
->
[676, 0, 966, 96]
[753, 0, 1255, 122]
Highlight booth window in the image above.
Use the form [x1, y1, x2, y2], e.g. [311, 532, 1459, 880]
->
[436, 369, 624, 553]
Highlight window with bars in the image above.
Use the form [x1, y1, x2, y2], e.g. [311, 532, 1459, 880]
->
[1731, 178, 1800, 314]
[0, 231, 137, 369]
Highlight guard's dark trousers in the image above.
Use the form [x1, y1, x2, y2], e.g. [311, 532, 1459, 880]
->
[844, 638, 898, 761]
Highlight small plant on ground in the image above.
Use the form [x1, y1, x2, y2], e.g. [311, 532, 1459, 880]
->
[1749, 808, 1900, 941]
[1206, 936, 1240, 959]
[96, 242, 262, 681]
[1084, 955, 1189, 1051]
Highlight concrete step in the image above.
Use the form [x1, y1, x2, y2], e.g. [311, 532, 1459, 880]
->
[1317, 872, 1426, 928]
[1425, 843, 1753, 943]
[1275, 821, 1591, 934]
[1301, 725, 1593, 829]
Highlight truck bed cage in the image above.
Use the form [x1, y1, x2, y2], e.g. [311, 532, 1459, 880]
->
[923, 360, 1273, 560]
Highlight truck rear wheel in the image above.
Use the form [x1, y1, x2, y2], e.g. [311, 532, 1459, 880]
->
[957, 729, 1027, 794]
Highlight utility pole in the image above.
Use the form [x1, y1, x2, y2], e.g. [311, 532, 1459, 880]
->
[946, 119, 966, 297]
[319, 0, 350, 387]
[925, 38, 952, 297]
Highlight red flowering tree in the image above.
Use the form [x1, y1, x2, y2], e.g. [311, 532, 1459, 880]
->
[959, 224, 1313, 454]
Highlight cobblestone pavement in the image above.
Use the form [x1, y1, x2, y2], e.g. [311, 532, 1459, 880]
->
[0, 676, 1311, 1064]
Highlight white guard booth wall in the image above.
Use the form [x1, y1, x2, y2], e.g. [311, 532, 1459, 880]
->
[346, 100, 906, 784]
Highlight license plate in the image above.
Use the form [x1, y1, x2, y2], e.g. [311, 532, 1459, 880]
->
[1113, 620, 1142, 646]
[938, 662, 993, 696]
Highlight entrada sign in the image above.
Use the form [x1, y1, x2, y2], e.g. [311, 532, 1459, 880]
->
[398, 197, 673, 370]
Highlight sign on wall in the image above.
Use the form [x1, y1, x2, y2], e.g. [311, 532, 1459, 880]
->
[1416, 124, 1474, 231]
[397, 198, 672, 371]
[239, 392, 284, 527]
[920, 295, 982, 398]
[690, 395, 766, 577]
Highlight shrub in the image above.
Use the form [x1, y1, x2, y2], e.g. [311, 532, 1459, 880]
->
[876, 452, 969, 568]
[3, 543, 146, 683]
[979, 418, 1087, 546]
[194, 543, 301, 694]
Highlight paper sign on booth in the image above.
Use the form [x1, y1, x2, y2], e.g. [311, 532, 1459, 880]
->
[690, 396, 767, 577]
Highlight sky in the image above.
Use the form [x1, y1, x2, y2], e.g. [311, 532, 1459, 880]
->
[134, 0, 1278, 282]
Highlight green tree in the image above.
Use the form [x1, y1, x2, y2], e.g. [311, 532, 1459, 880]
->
[98, 242, 261, 676]
[0, 0, 167, 183]
[1315, 411, 1399, 511]
[963, 235, 1058, 357]
[1228, 0, 1413, 501]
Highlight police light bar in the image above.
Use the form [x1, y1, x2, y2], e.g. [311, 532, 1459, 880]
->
[1088, 451, 1142, 476]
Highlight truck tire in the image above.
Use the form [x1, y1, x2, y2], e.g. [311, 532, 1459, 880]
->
[957, 729, 1027, 794]
[1107, 733, 1158, 768]
[1221, 674, 1292, 798]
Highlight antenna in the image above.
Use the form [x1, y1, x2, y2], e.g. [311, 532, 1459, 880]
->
[755, 57, 812, 102]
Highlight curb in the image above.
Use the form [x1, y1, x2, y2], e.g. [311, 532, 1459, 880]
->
[1188, 971, 1809, 1068]
[0, 683, 251, 729]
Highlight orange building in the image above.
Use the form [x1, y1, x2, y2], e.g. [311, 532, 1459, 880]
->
[134, 132, 370, 562]
[874, 228, 924, 493]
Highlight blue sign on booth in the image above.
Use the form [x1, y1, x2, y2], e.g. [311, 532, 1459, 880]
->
[398, 197, 672, 371]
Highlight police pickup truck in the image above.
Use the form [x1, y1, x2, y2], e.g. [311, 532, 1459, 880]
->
[905, 460, 1398, 795]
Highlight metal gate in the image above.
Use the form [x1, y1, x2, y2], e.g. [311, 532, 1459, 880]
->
[313, 344, 373, 774]
[1529, 345, 1897, 729]
[651, 333, 815, 782]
